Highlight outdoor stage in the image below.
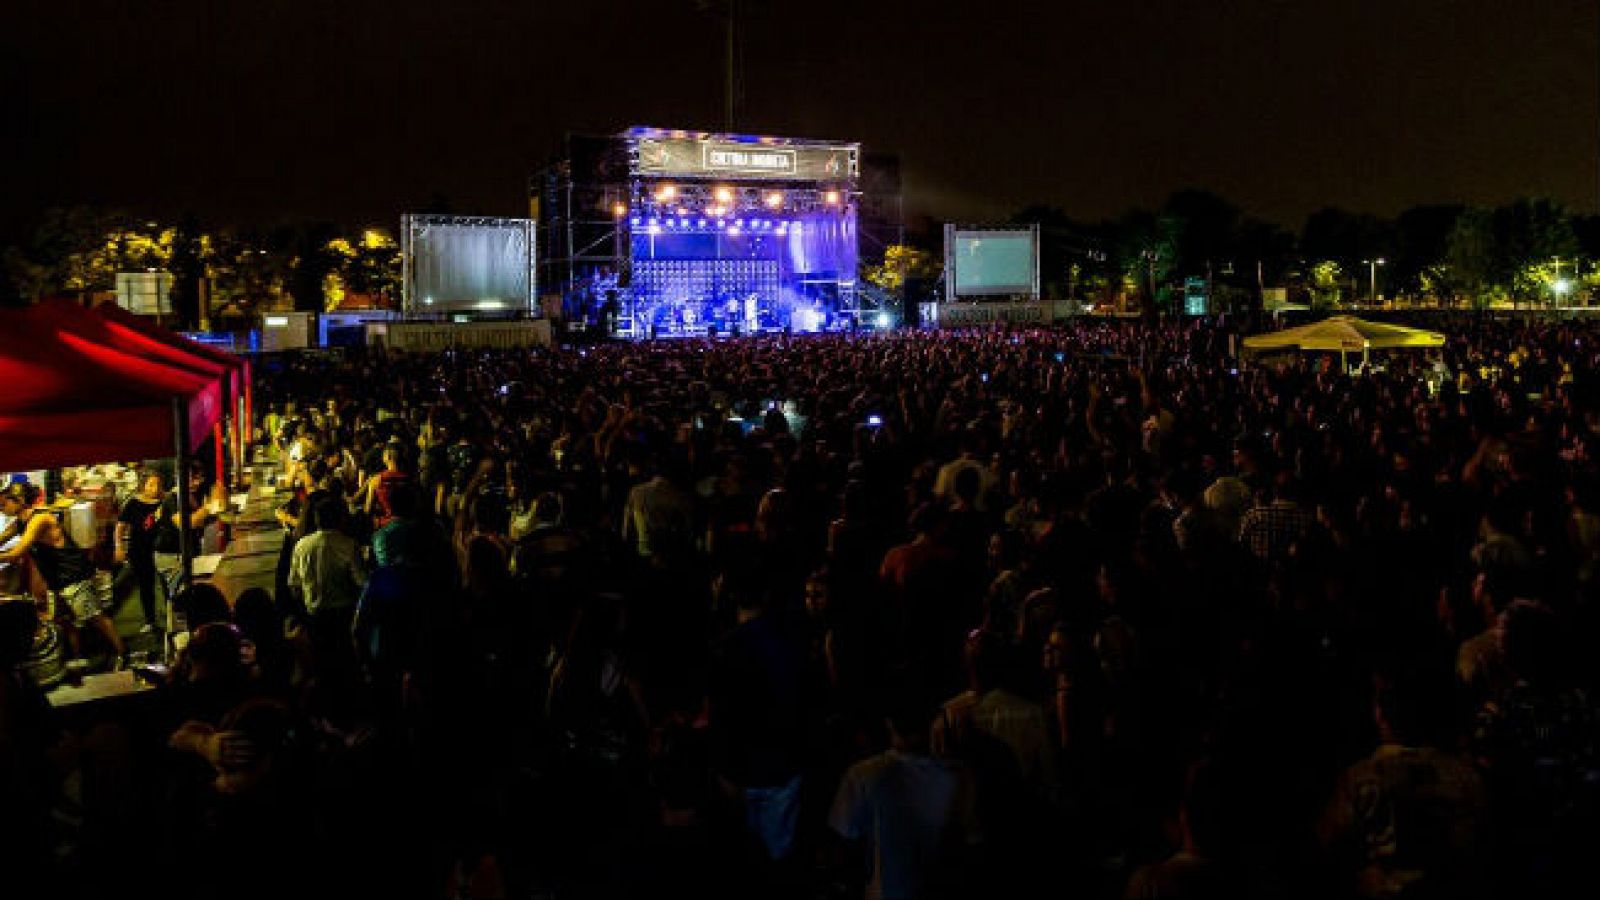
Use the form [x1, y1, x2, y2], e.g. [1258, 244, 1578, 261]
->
[537, 127, 878, 339]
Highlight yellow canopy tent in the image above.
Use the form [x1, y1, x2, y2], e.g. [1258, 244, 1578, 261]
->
[1243, 315, 1444, 370]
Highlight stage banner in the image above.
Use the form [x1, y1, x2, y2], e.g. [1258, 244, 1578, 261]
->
[636, 138, 858, 181]
[376, 321, 552, 351]
[936, 301, 1051, 327]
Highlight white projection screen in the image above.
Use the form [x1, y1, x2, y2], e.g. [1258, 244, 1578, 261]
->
[402, 216, 536, 314]
[947, 226, 1039, 298]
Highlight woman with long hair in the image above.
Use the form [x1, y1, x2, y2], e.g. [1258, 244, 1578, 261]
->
[116, 471, 166, 633]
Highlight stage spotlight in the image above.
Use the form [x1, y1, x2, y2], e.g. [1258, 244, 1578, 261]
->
[714, 186, 734, 203]
[655, 184, 677, 202]
[647, 224, 661, 234]
[877, 312, 892, 328]
[824, 190, 841, 206]
[765, 191, 784, 208]
[630, 217, 641, 227]
[735, 219, 745, 228]
[612, 203, 627, 217]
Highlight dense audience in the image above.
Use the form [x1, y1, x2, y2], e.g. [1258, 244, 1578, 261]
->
[5, 314, 1600, 900]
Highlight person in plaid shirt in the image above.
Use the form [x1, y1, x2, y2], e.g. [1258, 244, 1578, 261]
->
[1238, 479, 1313, 562]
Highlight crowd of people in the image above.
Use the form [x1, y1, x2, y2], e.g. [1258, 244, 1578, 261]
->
[5, 314, 1600, 899]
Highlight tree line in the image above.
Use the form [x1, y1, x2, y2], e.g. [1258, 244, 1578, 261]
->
[0, 208, 400, 328]
[6, 193, 1595, 326]
[1006, 191, 1597, 315]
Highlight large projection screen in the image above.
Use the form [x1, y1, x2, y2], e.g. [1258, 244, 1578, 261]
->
[402, 215, 536, 314]
[947, 226, 1039, 299]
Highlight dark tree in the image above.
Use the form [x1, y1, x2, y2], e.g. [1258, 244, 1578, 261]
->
[167, 214, 205, 329]
[285, 222, 341, 314]
[1391, 205, 1464, 301]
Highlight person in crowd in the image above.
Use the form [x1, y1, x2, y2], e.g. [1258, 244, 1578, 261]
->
[621, 453, 694, 559]
[880, 502, 964, 692]
[24, 317, 1600, 897]
[937, 630, 1058, 803]
[115, 471, 166, 633]
[287, 496, 365, 706]
[829, 687, 980, 899]
[1472, 600, 1600, 897]
[0, 482, 124, 665]
[1320, 662, 1489, 899]
[1238, 476, 1313, 562]
[370, 481, 443, 570]
[1455, 570, 1522, 706]
[708, 571, 808, 864]
[155, 466, 219, 604]
[232, 586, 296, 697]
[1125, 760, 1231, 900]
[0, 598, 55, 884]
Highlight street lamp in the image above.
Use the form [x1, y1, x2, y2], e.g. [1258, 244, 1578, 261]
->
[1550, 257, 1571, 308]
[1362, 258, 1386, 307]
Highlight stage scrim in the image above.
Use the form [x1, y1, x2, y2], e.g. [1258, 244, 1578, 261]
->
[401, 215, 536, 315]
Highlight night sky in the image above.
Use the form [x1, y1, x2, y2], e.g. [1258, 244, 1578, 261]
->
[4, 0, 1597, 242]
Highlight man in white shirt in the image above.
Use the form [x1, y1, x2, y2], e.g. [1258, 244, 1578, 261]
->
[829, 695, 979, 899]
[620, 464, 692, 559]
[289, 496, 366, 695]
[933, 430, 991, 512]
[288, 497, 365, 618]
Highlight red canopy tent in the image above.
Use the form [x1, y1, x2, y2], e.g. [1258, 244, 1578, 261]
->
[0, 301, 236, 646]
[92, 302, 246, 399]
[88, 302, 250, 485]
[0, 301, 227, 471]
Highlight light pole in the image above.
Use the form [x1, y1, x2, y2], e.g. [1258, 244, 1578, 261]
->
[1551, 257, 1569, 309]
[1362, 258, 1386, 307]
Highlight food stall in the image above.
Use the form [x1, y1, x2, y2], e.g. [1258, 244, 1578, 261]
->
[0, 300, 239, 689]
